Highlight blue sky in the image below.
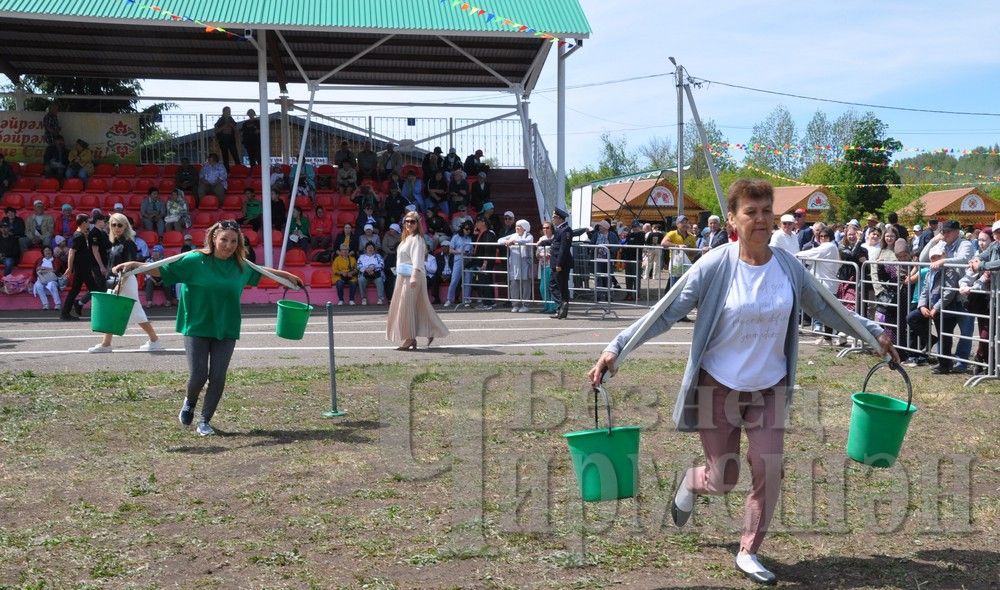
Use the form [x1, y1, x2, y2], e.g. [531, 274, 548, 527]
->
[86, 1, 1000, 169]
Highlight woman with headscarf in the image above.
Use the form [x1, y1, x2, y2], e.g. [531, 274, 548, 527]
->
[88, 212, 164, 353]
[500, 219, 535, 312]
[385, 211, 449, 350]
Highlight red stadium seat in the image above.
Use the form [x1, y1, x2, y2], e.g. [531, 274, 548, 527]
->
[84, 178, 107, 193]
[27, 194, 50, 209]
[61, 178, 84, 192]
[24, 163, 45, 177]
[271, 229, 283, 244]
[310, 269, 332, 288]
[243, 228, 259, 246]
[314, 193, 335, 209]
[336, 211, 356, 225]
[117, 163, 139, 177]
[9, 177, 34, 192]
[133, 178, 155, 195]
[92, 163, 116, 178]
[225, 178, 246, 194]
[78, 194, 100, 209]
[127, 194, 145, 209]
[17, 249, 41, 269]
[222, 195, 243, 211]
[199, 195, 220, 209]
[192, 211, 215, 228]
[109, 178, 131, 193]
[189, 228, 206, 245]
[157, 179, 176, 194]
[290, 269, 307, 286]
[37, 178, 59, 192]
[229, 164, 250, 178]
[285, 249, 306, 266]
[1, 193, 24, 209]
[257, 276, 280, 289]
[138, 164, 162, 178]
[162, 164, 178, 176]
[161, 230, 184, 247]
[137, 230, 158, 245]
[53, 194, 74, 209]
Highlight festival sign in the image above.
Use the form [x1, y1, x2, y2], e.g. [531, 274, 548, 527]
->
[0, 111, 140, 164]
[647, 186, 675, 207]
[807, 191, 830, 210]
[960, 194, 986, 212]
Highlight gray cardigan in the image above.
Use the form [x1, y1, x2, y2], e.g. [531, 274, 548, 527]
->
[604, 242, 884, 432]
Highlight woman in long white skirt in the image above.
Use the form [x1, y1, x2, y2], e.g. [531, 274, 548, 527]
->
[88, 212, 164, 353]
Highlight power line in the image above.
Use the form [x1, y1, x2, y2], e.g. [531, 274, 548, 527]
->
[689, 76, 1000, 117]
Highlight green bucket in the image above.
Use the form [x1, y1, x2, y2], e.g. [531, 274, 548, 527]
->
[276, 287, 313, 340]
[564, 382, 641, 502]
[846, 361, 917, 468]
[90, 291, 135, 336]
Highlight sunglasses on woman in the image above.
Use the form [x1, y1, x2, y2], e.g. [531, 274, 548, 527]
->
[109, 222, 125, 228]
[219, 220, 240, 230]
[404, 219, 417, 224]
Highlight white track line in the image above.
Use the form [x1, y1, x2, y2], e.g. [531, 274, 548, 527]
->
[0, 340, 691, 356]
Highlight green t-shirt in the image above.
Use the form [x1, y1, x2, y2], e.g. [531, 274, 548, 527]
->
[244, 198, 262, 220]
[159, 251, 261, 340]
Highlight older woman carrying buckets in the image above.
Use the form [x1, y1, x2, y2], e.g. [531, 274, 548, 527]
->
[588, 180, 899, 585]
[500, 219, 534, 312]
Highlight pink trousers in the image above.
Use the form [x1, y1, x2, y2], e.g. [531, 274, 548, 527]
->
[686, 370, 787, 554]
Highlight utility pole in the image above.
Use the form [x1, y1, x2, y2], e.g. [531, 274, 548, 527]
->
[669, 57, 684, 216]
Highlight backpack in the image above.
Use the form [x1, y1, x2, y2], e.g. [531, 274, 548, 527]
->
[2, 273, 29, 295]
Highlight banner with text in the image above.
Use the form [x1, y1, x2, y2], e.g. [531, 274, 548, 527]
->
[0, 111, 141, 164]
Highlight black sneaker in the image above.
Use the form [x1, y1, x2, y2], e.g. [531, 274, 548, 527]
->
[931, 364, 952, 375]
[73, 300, 83, 316]
[60, 314, 79, 321]
[178, 404, 194, 429]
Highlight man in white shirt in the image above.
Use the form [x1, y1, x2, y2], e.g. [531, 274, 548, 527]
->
[769, 213, 800, 254]
[795, 226, 840, 343]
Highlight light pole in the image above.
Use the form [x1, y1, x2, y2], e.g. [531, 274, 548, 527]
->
[669, 57, 684, 216]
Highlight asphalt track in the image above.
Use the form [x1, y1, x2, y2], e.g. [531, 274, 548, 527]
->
[0, 304, 704, 374]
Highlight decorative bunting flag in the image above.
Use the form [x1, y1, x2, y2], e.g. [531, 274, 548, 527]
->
[440, 0, 576, 48]
[122, 0, 245, 41]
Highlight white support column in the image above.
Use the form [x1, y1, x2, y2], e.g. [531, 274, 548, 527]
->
[280, 95, 291, 164]
[13, 86, 25, 110]
[258, 31, 274, 267]
[556, 43, 567, 204]
[279, 85, 317, 269]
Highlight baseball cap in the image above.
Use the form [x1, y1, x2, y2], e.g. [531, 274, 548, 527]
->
[675, 214, 688, 223]
[364, 224, 374, 231]
[482, 202, 494, 211]
[992, 220, 1000, 233]
[183, 233, 193, 240]
[32, 199, 43, 207]
[503, 210, 514, 218]
[794, 208, 806, 216]
[478, 171, 487, 178]
[942, 220, 961, 232]
[847, 219, 860, 228]
[153, 244, 165, 253]
[389, 223, 401, 232]
[61, 203, 72, 211]
[433, 146, 442, 153]
[113, 203, 124, 210]
[53, 235, 65, 245]
[913, 224, 922, 232]
[928, 243, 946, 258]
[780, 214, 796, 223]
[440, 239, 450, 246]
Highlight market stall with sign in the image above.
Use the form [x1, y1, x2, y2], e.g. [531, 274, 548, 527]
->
[899, 187, 1000, 228]
[588, 173, 706, 228]
[772, 185, 841, 223]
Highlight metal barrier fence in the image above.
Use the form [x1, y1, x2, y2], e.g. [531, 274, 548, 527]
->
[140, 113, 525, 167]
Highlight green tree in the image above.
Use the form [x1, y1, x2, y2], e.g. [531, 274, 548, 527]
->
[747, 105, 801, 177]
[803, 110, 832, 166]
[836, 113, 901, 217]
[684, 118, 734, 178]
[597, 133, 638, 177]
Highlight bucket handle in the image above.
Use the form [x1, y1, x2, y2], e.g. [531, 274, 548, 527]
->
[110, 272, 125, 295]
[282, 286, 311, 307]
[861, 360, 913, 413]
[592, 369, 614, 434]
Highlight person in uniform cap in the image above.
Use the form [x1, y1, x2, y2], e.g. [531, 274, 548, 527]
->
[540, 207, 587, 319]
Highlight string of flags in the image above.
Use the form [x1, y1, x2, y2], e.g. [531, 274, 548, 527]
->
[439, 0, 577, 48]
[710, 142, 1000, 157]
[123, 0, 246, 41]
[711, 151, 1000, 189]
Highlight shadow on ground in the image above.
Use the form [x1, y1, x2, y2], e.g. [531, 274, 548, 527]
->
[167, 421, 383, 454]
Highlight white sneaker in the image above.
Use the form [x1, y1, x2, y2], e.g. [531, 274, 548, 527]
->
[518, 306, 530, 313]
[511, 306, 519, 313]
[138, 340, 165, 352]
[348, 301, 355, 306]
[442, 300, 452, 307]
[361, 298, 368, 305]
[87, 344, 112, 353]
[377, 298, 384, 305]
[196, 422, 215, 436]
[41, 305, 49, 310]
[337, 301, 344, 306]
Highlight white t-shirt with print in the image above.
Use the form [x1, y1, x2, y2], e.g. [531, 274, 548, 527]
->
[701, 256, 793, 391]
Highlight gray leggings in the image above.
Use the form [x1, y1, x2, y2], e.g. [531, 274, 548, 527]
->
[184, 336, 237, 424]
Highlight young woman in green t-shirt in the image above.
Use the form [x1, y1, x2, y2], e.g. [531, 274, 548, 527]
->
[114, 220, 304, 436]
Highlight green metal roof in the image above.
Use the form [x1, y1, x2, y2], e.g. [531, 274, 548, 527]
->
[0, 0, 591, 36]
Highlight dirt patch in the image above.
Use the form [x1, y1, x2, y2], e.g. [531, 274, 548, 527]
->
[1, 353, 999, 589]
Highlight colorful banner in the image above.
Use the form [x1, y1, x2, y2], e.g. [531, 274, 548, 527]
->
[440, 0, 576, 48]
[0, 111, 141, 164]
[123, 0, 245, 40]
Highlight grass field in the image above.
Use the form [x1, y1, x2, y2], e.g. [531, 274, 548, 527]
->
[1, 349, 998, 589]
